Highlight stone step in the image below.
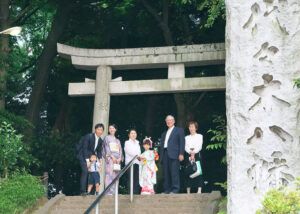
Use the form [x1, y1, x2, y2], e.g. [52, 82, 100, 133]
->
[61, 193, 218, 203]
[50, 207, 209, 214]
[59, 198, 209, 205]
[37, 192, 221, 214]
[55, 203, 208, 209]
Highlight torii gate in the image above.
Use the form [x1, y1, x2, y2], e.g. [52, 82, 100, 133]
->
[57, 42, 226, 130]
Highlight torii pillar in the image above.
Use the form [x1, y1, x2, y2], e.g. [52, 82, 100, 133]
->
[93, 65, 112, 130]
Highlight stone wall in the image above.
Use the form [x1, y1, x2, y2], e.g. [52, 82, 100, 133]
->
[226, 0, 300, 213]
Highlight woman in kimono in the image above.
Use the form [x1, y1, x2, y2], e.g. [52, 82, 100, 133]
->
[102, 124, 123, 195]
[139, 137, 157, 195]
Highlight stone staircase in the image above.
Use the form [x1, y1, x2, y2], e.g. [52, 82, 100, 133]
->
[36, 191, 221, 214]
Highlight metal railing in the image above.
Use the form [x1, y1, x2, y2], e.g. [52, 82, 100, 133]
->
[84, 155, 138, 214]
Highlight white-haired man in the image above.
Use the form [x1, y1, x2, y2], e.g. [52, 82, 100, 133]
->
[160, 115, 185, 194]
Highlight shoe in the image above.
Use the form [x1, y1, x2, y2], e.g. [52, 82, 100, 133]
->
[80, 192, 88, 196]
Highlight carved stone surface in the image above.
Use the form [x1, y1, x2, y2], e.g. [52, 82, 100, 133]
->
[226, 0, 300, 212]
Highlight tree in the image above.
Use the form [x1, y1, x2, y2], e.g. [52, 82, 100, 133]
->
[0, 0, 10, 110]
[25, 0, 74, 129]
[0, 0, 47, 110]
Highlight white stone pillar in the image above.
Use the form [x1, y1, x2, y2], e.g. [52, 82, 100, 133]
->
[168, 64, 185, 78]
[93, 65, 112, 130]
[93, 65, 112, 193]
[226, 0, 300, 213]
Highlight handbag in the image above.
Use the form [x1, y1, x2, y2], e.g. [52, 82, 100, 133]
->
[113, 163, 121, 171]
[190, 161, 202, 178]
[185, 161, 197, 176]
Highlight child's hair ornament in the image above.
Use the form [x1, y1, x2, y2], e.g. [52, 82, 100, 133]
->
[143, 136, 153, 148]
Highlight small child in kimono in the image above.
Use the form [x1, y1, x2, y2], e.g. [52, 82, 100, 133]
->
[139, 137, 157, 195]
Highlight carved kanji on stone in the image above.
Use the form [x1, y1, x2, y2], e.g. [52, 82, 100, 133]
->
[249, 74, 290, 111]
[243, 0, 289, 35]
[253, 42, 279, 63]
[247, 151, 294, 194]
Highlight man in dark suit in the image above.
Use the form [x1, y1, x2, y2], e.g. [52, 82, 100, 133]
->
[79, 123, 104, 195]
[160, 115, 185, 194]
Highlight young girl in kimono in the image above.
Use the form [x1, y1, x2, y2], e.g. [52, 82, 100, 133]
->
[139, 137, 157, 195]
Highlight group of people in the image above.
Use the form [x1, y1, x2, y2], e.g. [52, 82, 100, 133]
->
[78, 115, 204, 196]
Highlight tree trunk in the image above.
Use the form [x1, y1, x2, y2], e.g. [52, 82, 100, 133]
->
[53, 97, 70, 133]
[26, 1, 73, 128]
[0, 0, 9, 110]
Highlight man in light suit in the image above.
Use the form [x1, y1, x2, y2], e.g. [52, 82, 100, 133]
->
[160, 115, 185, 194]
[79, 123, 104, 195]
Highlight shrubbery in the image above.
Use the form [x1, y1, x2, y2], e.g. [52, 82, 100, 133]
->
[0, 121, 36, 178]
[0, 173, 45, 214]
[257, 178, 300, 214]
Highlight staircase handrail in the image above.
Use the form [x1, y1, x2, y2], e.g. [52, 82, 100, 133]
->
[84, 155, 139, 214]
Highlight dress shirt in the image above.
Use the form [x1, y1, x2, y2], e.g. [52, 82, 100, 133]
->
[124, 139, 141, 165]
[185, 133, 203, 154]
[164, 126, 175, 148]
[86, 134, 101, 163]
[94, 134, 99, 151]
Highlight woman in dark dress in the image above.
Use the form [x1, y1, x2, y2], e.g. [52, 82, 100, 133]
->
[184, 121, 204, 194]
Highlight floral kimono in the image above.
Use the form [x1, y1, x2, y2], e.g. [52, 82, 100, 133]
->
[139, 150, 157, 194]
[102, 135, 122, 195]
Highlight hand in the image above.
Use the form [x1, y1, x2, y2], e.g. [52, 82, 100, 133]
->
[179, 154, 184, 162]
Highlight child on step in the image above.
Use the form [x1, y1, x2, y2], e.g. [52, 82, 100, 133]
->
[139, 137, 157, 195]
[87, 154, 101, 195]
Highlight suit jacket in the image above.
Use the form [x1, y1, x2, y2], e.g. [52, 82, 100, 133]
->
[160, 126, 185, 161]
[83, 133, 103, 160]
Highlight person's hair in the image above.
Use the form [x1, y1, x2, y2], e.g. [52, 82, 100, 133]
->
[188, 121, 199, 130]
[128, 129, 137, 136]
[94, 123, 104, 130]
[143, 139, 151, 146]
[90, 154, 97, 159]
[109, 123, 117, 130]
[165, 115, 175, 121]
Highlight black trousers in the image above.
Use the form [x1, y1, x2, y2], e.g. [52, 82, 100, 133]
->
[80, 160, 88, 193]
[127, 164, 140, 194]
[162, 149, 180, 193]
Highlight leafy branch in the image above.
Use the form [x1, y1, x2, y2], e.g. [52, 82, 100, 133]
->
[206, 115, 227, 164]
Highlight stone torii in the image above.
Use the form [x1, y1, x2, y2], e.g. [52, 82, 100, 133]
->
[57, 42, 226, 131]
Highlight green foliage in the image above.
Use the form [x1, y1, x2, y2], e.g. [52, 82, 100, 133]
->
[256, 187, 300, 214]
[206, 115, 227, 164]
[0, 121, 36, 178]
[32, 129, 78, 170]
[294, 78, 300, 89]
[0, 110, 33, 134]
[215, 181, 227, 191]
[217, 196, 227, 214]
[175, 0, 225, 28]
[196, 0, 225, 28]
[6, 1, 55, 112]
[0, 173, 44, 214]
